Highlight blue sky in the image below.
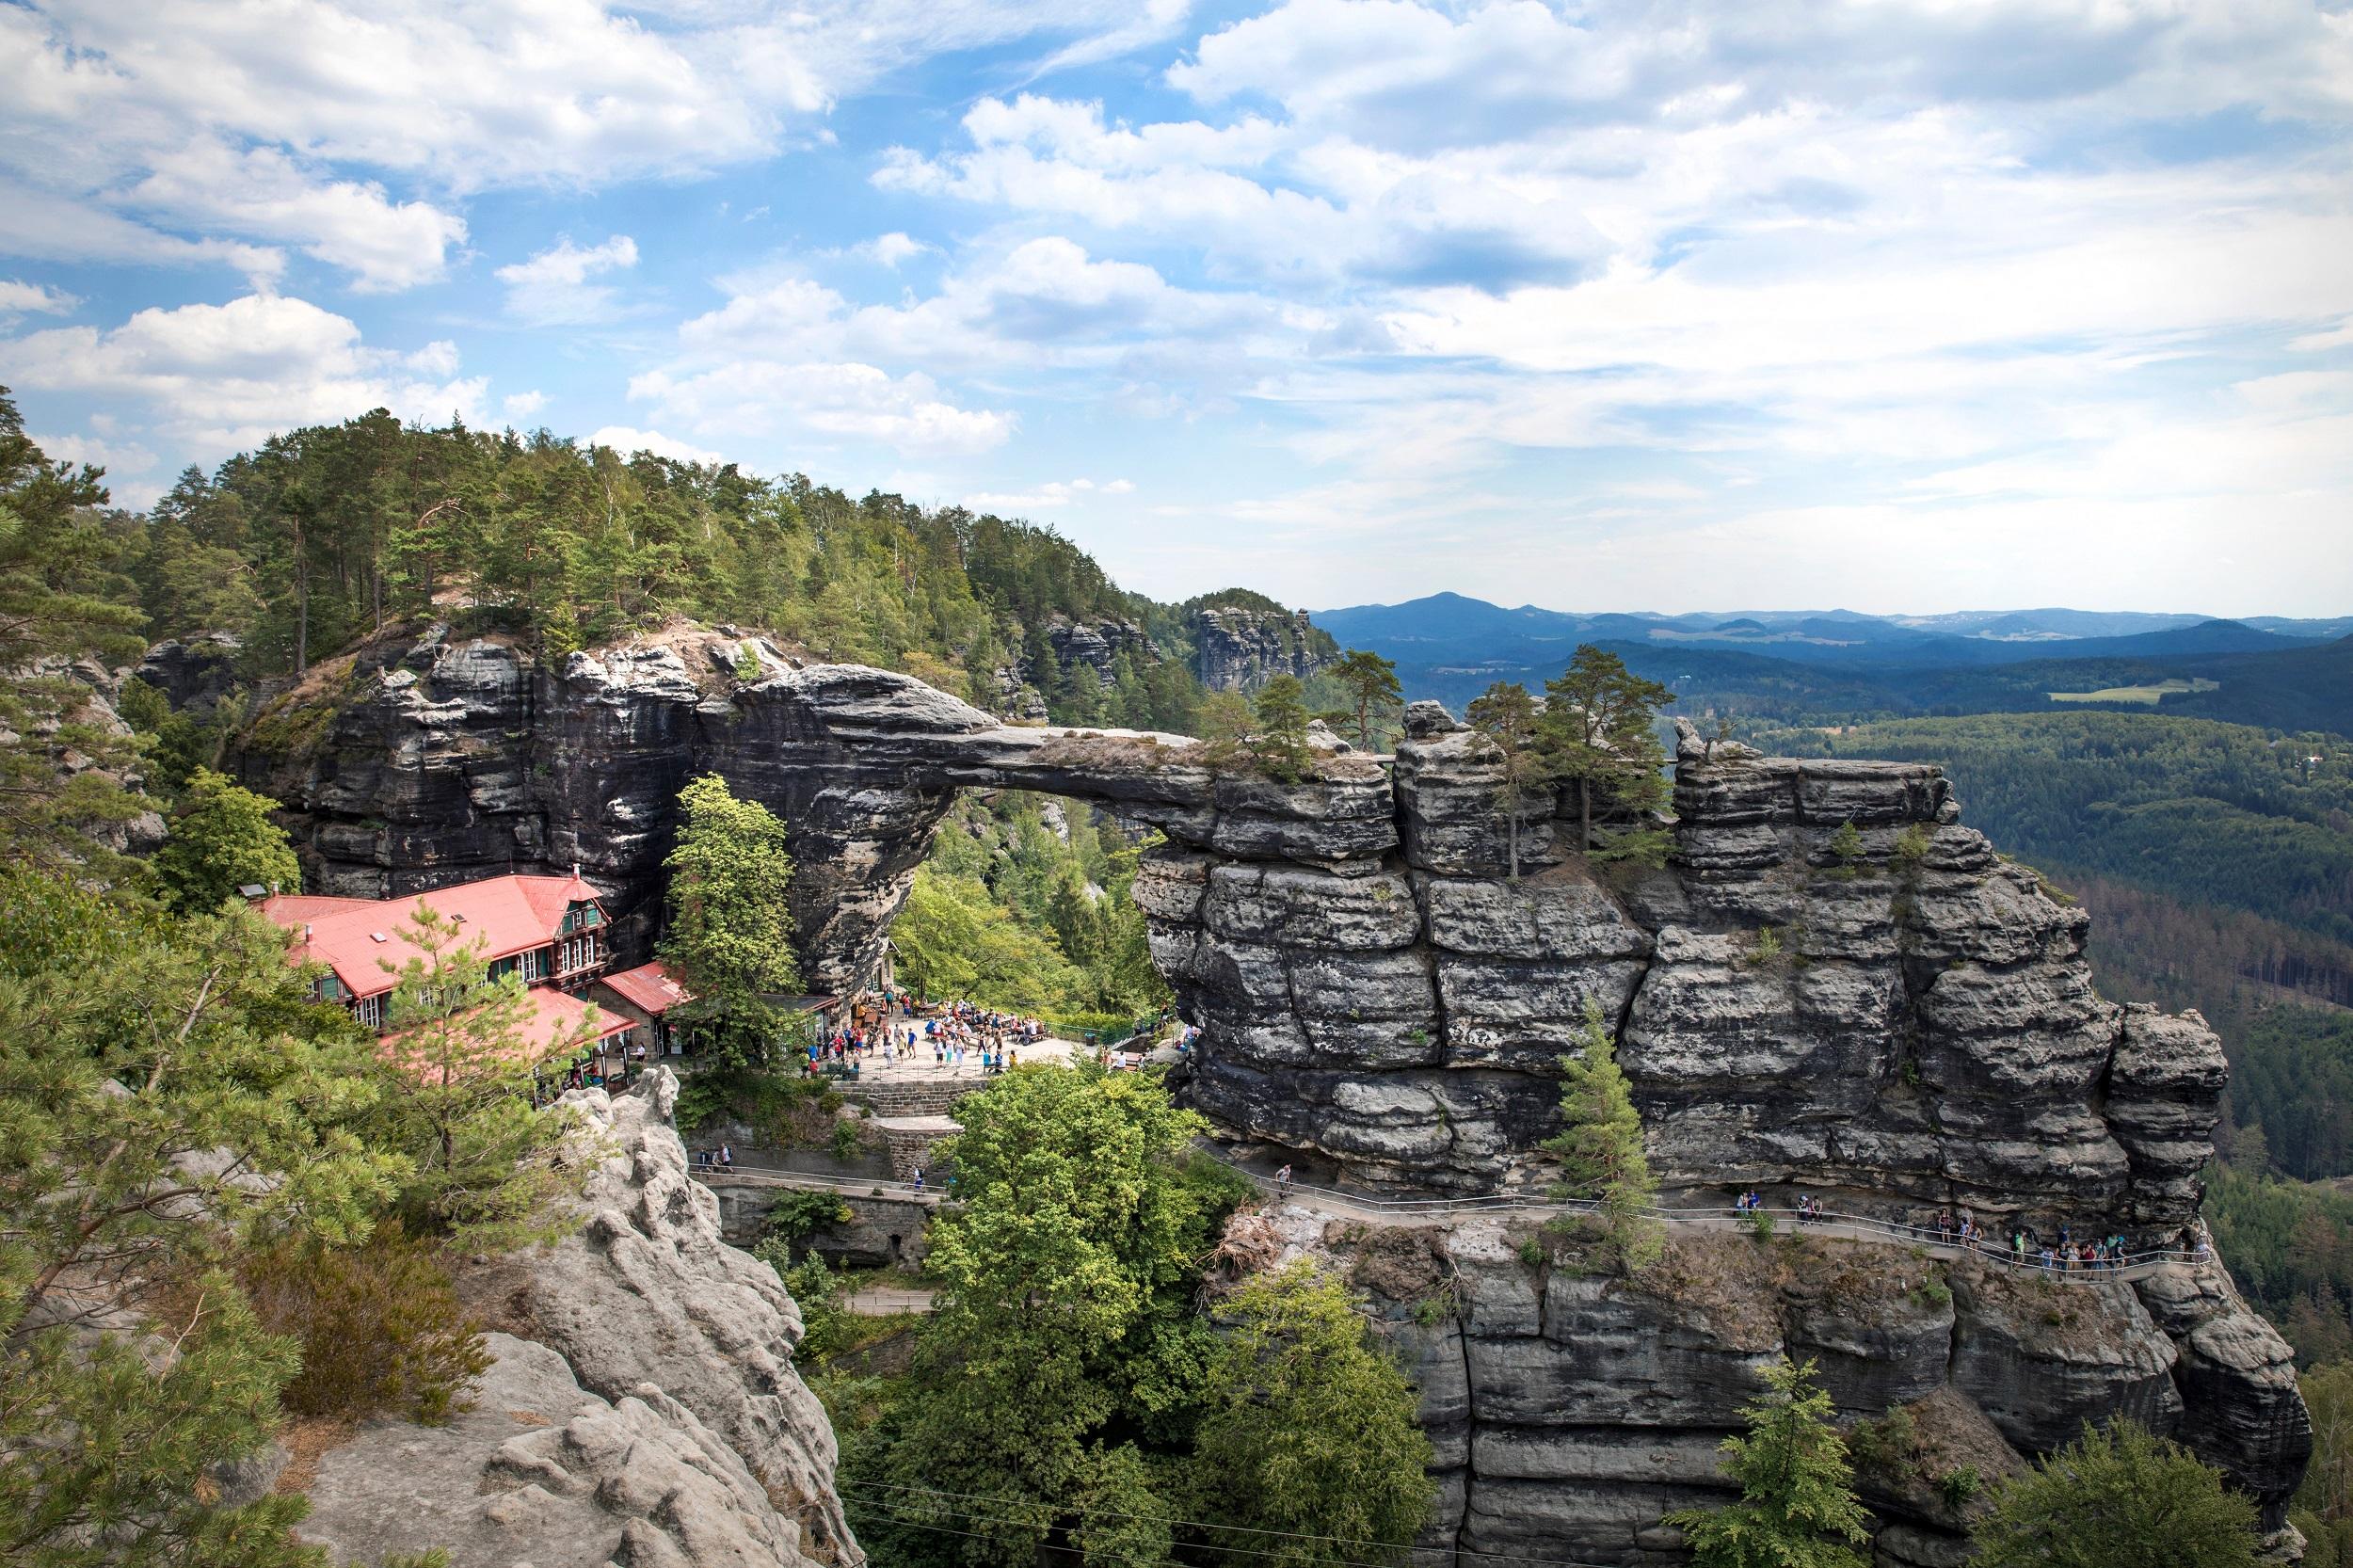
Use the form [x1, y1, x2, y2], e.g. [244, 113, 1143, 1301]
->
[3, 0, 2350, 616]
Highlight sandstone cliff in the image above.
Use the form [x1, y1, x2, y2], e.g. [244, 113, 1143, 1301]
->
[1185, 597, 1338, 691]
[233, 627, 2310, 1549]
[295, 1069, 858, 1568]
[1242, 1206, 2306, 1566]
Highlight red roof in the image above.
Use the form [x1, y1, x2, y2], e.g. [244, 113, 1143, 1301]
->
[601, 961, 693, 1016]
[258, 872, 602, 1000]
[382, 985, 629, 1081]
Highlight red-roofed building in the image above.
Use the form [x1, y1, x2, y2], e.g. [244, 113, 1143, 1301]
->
[594, 961, 695, 1057]
[382, 985, 633, 1082]
[256, 872, 611, 1032]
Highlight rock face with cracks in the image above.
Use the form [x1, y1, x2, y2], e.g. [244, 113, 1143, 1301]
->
[1272, 1209, 2310, 1567]
[295, 1068, 858, 1568]
[239, 632, 2308, 1545]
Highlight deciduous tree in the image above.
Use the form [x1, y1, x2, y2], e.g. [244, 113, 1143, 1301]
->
[152, 768, 300, 913]
[1187, 1260, 1436, 1567]
[659, 774, 800, 1072]
[1971, 1419, 2259, 1568]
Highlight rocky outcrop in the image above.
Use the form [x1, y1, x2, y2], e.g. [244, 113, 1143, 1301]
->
[246, 632, 2225, 1235]
[242, 632, 2309, 1545]
[1188, 600, 1337, 691]
[1255, 1207, 2307, 1566]
[135, 632, 244, 712]
[1040, 615, 1157, 691]
[296, 1070, 858, 1568]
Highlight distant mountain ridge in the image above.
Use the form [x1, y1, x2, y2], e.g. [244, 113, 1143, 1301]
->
[1317, 593, 2345, 664]
[1310, 593, 2353, 737]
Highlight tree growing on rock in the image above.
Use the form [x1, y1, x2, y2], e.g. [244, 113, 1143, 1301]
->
[1543, 645, 1675, 864]
[1544, 996, 1661, 1269]
[152, 767, 300, 913]
[659, 773, 800, 1072]
[1971, 1419, 2260, 1568]
[1665, 1356, 1871, 1568]
[1328, 648, 1402, 751]
[0, 870, 408, 1567]
[1250, 674, 1314, 783]
[1466, 680, 1549, 881]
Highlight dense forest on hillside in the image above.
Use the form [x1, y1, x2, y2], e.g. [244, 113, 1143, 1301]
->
[116, 407, 1233, 730]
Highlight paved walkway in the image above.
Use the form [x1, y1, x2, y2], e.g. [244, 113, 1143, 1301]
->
[699, 1161, 2210, 1288]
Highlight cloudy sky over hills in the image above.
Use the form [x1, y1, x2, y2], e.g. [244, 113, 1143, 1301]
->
[2, 0, 2349, 614]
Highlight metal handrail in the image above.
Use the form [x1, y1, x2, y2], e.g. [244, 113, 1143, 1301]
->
[697, 1162, 2210, 1284]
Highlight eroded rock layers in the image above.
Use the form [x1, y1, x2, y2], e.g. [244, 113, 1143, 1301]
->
[296, 1070, 856, 1568]
[242, 629, 2310, 1550]
[248, 632, 2221, 1235]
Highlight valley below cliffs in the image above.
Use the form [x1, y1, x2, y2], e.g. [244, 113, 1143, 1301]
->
[236, 623, 2313, 1562]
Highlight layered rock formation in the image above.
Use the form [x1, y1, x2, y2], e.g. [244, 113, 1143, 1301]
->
[296, 1069, 858, 1568]
[1254, 1208, 2308, 1565]
[245, 632, 2223, 1236]
[237, 629, 2310, 1548]
[1188, 599, 1338, 690]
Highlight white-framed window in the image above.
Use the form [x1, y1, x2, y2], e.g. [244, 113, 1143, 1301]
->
[520, 948, 548, 983]
[355, 993, 386, 1031]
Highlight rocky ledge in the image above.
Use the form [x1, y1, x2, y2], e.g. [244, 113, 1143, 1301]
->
[296, 1069, 858, 1568]
[1242, 1205, 2309, 1563]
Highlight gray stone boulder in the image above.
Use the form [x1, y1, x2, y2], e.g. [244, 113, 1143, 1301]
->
[296, 1069, 859, 1568]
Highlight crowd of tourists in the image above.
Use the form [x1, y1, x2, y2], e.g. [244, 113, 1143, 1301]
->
[804, 990, 1048, 1078]
[1729, 1190, 2193, 1272]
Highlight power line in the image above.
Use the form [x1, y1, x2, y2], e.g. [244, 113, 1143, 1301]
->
[840, 1478, 1599, 1568]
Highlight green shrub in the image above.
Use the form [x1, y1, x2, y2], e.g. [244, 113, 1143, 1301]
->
[757, 1189, 855, 1255]
[1518, 1239, 1546, 1269]
[829, 1118, 864, 1162]
[237, 1223, 488, 1424]
[1742, 1208, 1778, 1242]
[1938, 1465, 1982, 1508]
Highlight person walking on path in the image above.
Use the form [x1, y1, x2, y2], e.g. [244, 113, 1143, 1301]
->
[912, 1167, 925, 1194]
[719, 1143, 733, 1173]
[1274, 1163, 1293, 1192]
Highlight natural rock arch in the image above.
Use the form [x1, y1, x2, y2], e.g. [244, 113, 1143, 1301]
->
[253, 626, 2221, 1235]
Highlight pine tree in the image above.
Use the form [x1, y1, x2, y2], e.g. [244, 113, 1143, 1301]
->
[374, 904, 591, 1248]
[1542, 645, 1675, 862]
[1544, 996, 1660, 1269]
[1330, 648, 1402, 750]
[1250, 675, 1314, 783]
[1664, 1357, 1872, 1568]
[1465, 680, 1549, 881]
[0, 387, 152, 877]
